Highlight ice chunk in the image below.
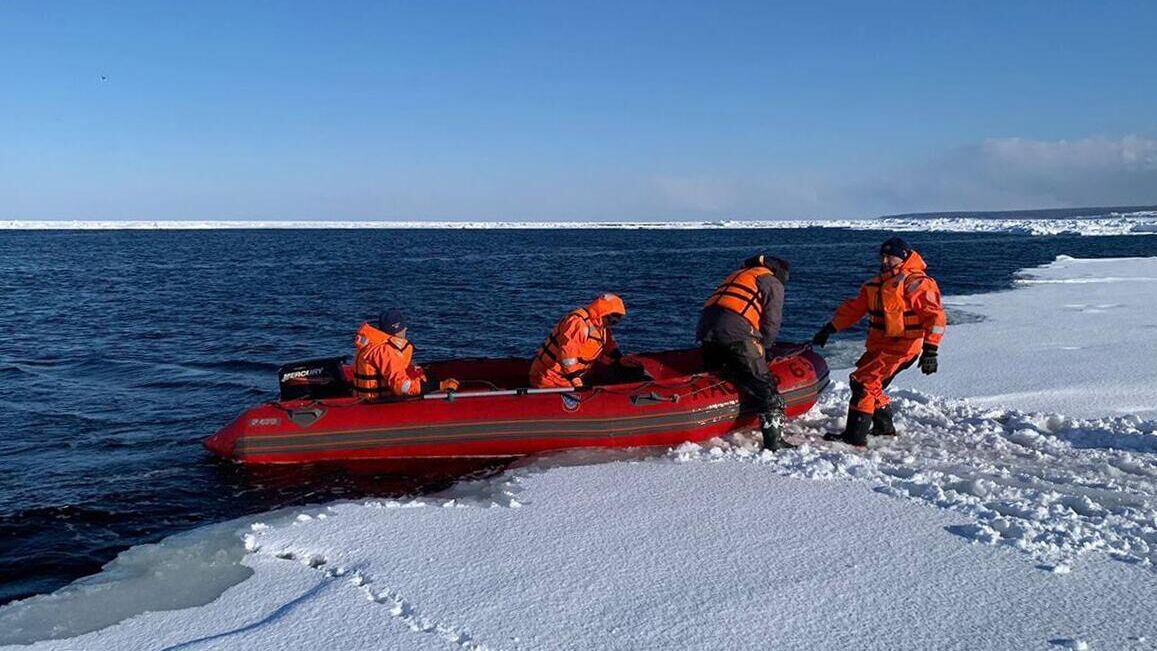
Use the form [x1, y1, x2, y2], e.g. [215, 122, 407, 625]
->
[0, 519, 255, 645]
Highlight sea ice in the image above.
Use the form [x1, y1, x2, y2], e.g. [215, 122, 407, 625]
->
[895, 256, 1157, 419]
[7, 461, 1153, 650]
[3, 210, 1157, 236]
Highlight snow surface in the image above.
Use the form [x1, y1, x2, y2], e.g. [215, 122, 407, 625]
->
[6, 457, 1155, 650]
[895, 255, 1157, 419]
[3, 210, 1157, 236]
[3, 256, 1156, 650]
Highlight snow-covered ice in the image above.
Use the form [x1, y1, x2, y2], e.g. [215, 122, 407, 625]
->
[3, 210, 1157, 236]
[822, 211, 1157, 237]
[897, 255, 1157, 419]
[2, 256, 1156, 650]
[7, 461, 1155, 650]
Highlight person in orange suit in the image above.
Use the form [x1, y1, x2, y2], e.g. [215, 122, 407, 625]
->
[353, 309, 459, 399]
[812, 238, 946, 446]
[530, 294, 627, 389]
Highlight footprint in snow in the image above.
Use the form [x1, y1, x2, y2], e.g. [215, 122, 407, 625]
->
[266, 547, 492, 650]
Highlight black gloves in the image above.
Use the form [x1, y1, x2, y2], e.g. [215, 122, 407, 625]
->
[919, 345, 938, 375]
[811, 323, 837, 348]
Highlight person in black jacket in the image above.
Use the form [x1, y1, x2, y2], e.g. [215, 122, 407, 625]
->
[697, 254, 793, 451]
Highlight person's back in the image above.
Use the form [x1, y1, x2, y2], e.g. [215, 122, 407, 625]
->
[353, 310, 458, 399]
[697, 254, 792, 451]
[530, 294, 626, 389]
[697, 254, 788, 355]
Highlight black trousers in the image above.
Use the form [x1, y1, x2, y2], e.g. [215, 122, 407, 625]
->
[701, 338, 781, 416]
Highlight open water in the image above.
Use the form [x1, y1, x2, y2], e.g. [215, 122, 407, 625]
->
[3, 226, 1157, 604]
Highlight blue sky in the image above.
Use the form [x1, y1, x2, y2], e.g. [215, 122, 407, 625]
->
[1, 1, 1155, 220]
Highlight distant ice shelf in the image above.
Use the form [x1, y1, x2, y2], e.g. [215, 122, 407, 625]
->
[3, 210, 1157, 235]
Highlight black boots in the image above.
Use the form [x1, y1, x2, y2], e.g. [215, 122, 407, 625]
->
[824, 404, 898, 447]
[824, 409, 872, 447]
[760, 411, 795, 451]
[871, 406, 897, 437]
[845, 409, 873, 446]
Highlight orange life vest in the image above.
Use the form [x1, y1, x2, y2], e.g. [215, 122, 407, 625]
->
[353, 322, 422, 398]
[831, 250, 946, 354]
[531, 308, 609, 385]
[703, 267, 772, 331]
[529, 294, 625, 388]
[836, 251, 945, 344]
[867, 270, 930, 337]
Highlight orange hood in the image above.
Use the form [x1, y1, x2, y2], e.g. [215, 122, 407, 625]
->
[901, 251, 928, 273]
[883, 251, 928, 279]
[586, 293, 626, 322]
[354, 322, 390, 350]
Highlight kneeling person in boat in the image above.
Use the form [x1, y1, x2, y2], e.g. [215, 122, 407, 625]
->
[811, 237, 946, 446]
[353, 309, 459, 399]
[530, 293, 627, 389]
[697, 254, 794, 451]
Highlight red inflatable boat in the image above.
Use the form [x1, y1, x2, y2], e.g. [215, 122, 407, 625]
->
[205, 344, 829, 465]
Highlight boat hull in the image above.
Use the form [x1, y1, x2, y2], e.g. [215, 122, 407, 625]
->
[206, 345, 829, 464]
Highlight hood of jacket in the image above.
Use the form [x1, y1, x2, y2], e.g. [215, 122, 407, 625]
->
[586, 293, 626, 322]
[355, 322, 391, 350]
[882, 250, 927, 278]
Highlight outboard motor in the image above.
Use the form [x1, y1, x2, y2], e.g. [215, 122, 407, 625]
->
[278, 357, 350, 400]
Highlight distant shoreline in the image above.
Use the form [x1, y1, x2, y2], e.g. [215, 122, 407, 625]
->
[881, 204, 1157, 220]
[3, 209, 1157, 236]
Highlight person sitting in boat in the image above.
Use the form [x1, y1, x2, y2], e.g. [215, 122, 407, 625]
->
[697, 253, 793, 451]
[811, 237, 946, 446]
[353, 309, 459, 399]
[529, 293, 627, 389]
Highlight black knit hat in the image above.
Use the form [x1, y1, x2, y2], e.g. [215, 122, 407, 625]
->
[879, 237, 911, 260]
[764, 256, 790, 284]
[742, 254, 790, 284]
[378, 309, 406, 335]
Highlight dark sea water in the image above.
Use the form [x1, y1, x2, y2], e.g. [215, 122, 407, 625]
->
[3, 227, 1157, 604]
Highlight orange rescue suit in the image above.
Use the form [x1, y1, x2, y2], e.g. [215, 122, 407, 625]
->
[353, 322, 427, 399]
[830, 251, 947, 414]
[529, 294, 625, 388]
[703, 266, 774, 333]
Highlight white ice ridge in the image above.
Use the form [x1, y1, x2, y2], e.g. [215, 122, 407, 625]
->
[3, 210, 1157, 235]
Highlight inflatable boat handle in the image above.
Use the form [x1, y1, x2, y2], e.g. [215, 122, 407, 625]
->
[422, 386, 577, 401]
